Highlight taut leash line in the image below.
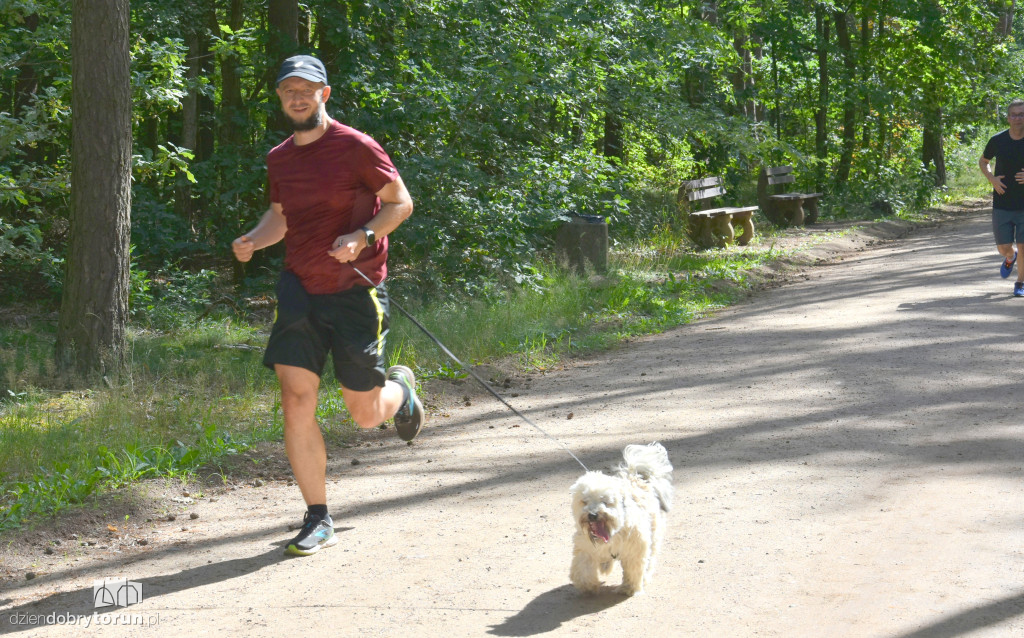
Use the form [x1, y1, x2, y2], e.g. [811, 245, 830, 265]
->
[351, 265, 589, 472]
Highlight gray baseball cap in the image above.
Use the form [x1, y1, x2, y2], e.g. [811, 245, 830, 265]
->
[276, 55, 328, 85]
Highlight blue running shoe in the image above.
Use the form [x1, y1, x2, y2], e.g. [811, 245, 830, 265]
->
[387, 365, 424, 442]
[284, 512, 338, 556]
[1015, 282, 1024, 297]
[1001, 250, 1017, 278]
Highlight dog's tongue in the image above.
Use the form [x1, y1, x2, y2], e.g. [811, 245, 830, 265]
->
[589, 521, 610, 543]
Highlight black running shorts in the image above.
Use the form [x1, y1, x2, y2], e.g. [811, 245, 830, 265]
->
[262, 270, 389, 391]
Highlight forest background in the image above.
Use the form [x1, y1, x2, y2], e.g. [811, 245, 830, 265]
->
[0, 0, 1021, 531]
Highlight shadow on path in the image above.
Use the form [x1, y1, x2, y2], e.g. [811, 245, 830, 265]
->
[487, 584, 623, 636]
[891, 590, 1024, 638]
[0, 540, 317, 634]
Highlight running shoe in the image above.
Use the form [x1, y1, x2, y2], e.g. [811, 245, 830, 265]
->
[387, 365, 425, 441]
[1015, 282, 1024, 297]
[1001, 250, 1017, 278]
[284, 512, 338, 556]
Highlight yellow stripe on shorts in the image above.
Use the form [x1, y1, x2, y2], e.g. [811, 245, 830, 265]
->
[368, 287, 385, 357]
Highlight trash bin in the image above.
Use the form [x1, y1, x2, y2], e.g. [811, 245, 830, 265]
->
[556, 214, 608, 274]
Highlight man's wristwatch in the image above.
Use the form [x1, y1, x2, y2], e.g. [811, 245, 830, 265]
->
[361, 226, 376, 247]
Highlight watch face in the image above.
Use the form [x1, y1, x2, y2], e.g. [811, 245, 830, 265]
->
[363, 227, 375, 245]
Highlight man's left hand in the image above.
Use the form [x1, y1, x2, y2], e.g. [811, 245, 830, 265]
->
[327, 232, 366, 263]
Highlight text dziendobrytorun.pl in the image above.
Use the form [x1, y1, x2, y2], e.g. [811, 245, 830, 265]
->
[7, 611, 160, 628]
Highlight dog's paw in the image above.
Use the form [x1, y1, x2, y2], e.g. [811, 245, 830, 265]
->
[617, 583, 643, 597]
[570, 578, 602, 595]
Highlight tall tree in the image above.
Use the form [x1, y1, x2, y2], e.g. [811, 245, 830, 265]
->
[267, 0, 299, 135]
[921, 83, 946, 185]
[997, 0, 1016, 37]
[220, 0, 246, 149]
[56, 0, 132, 376]
[832, 7, 855, 184]
[815, 4, 829, 190]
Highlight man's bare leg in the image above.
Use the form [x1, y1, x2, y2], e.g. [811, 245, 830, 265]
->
[276, 364, 326, 507]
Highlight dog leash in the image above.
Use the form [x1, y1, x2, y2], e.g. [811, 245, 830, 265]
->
[350, 264, 589, 472]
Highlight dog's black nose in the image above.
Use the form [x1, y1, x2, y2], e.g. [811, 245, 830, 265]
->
[588, 513, 598, 521]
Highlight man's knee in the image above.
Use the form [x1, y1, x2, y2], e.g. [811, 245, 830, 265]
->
[276, 365, 320, 410]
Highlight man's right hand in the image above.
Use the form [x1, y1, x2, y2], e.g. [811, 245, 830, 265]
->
[990, 175, 1007, 195]
[232, 235, 255, 262]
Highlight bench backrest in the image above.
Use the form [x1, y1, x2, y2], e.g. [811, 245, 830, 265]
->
[757, 166, 796, 208]
[679, 176, 726, 205]
[762, 165, 795, 188]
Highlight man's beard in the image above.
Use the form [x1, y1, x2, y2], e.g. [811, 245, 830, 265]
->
[289, 108, 322, 132]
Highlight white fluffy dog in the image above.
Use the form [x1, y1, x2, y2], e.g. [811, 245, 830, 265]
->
[569, 442, 673, 596]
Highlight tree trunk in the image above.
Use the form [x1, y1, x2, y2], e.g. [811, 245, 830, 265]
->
[860, 11, 872, 149]
[220, 0, 246, 149]
[267, 0, 300, 135]
[815, 6, 829, 191]
[603, 109, 623, 162]
[833, 9, 855, 185]
[998, 0, 1016, 37]
[180, 32, 199, 155]
[56, 0, 132, 378]
[269, 0, 299, 55]
[603, 83, 623, 162]
[299, 5, 312, 49]
[175, 29, 201, 227]
[922, 84, 946, 186]
[732, 33, 756, 121]
[196, 6, 217, 164]
[876, 12, 889, 159]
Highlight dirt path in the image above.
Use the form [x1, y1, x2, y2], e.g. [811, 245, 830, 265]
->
[3, 205, 1024, 637]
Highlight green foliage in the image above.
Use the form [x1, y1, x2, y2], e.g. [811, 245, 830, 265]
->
[0, 217, 63, 302]
[3, 0, 1017, 303]
[128, 260, 221, 328]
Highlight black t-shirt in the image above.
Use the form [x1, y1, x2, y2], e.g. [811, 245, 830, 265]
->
[983, 129, 1024, 210]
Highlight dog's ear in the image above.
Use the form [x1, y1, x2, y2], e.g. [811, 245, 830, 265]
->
[653, 483, 672, 512]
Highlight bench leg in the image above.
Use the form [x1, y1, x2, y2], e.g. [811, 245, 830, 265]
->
[688, 217, 715, 249]
[711, 215, 735, 247]
[732, 212, 755, 246]
[804, 198, 820, 225]
[764, 201, 784, 226]
[772, 199, 804, 227]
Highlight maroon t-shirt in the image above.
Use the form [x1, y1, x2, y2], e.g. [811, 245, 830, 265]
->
[267, 119, 398, 294]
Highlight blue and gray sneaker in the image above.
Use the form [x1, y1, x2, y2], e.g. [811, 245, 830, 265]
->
[1001, 250, 1017, 278]
[284, 512, 338, 556]
[1015, 282, 1024, 297]
[387, 365, 425, 441]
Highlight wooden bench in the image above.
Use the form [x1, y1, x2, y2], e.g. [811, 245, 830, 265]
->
[678, 176, 758, 249]
[757, 166, 823, 226]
